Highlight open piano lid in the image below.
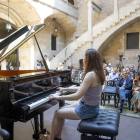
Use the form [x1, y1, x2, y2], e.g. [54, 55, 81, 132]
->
[0, 24, 46, 77]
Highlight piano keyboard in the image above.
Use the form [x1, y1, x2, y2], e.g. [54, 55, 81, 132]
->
[28, 85, 76, 110]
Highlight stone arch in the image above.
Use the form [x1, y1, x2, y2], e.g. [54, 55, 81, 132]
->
[0, 3, 24, 28]
[44, 13, 76, 33]
[97, 13, 140, 53]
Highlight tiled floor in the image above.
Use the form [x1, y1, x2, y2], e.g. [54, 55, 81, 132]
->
[0, 103, 140, 140]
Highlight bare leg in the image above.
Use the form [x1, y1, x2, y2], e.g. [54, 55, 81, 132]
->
[138, 100, 140, 109]
[55, 102, 79, 138]
[49, 107, 81, 140]
[134, 100, 138, 112]
[60, 102, 79, 109]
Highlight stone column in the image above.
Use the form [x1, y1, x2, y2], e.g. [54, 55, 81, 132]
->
[114, 0, 119, 23]
[87, 0, 93, 48]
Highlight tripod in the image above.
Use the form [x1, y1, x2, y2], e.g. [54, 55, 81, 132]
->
[137, 56, 140, 72]
[118, 57, 124, 73]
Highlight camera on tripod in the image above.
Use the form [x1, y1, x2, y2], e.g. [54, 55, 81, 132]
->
[119, 54, 125, 61]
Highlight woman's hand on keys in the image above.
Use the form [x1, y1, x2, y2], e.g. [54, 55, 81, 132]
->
[49, 94, 60, 100]
[57, 87, 64, 93]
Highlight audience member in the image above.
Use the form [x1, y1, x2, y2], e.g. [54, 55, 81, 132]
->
[67, 63, 74, 74]
[107, 63, 113, 74]
[58, 63, 63, 70]
[36, 60, 41, 69]
[104, 69, 110, 81]
[123, 65, 130, 72]
[116, 71, 133, 113]
[0, 59, 7, 70]
[126, 68, 133, 79]
[117, 67, 121, 77]
[130, 65, 136, 75]
[109, 68, 119, 80]
[53, 55, 55, 59]
[132, 72, 140, 113]
[44, 55, 50, 68]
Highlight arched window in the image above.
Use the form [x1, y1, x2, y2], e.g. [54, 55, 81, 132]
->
[68, 0, 74, 5]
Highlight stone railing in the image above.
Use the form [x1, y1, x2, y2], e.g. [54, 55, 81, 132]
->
[92, 0, 140, 37]
[50, 31, 88, 69]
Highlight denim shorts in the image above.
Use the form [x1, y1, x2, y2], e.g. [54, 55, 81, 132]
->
[75, 100, 99, 119]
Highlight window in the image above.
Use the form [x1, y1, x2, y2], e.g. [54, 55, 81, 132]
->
[127, 32, 139, 49]
[68, 0, 74, 5]
[51, 36, 56, 50]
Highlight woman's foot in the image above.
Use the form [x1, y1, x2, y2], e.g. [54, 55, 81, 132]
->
[133, 110, 137, 114]
[46, 131, 62, 140]
[55, 135, 62, 140]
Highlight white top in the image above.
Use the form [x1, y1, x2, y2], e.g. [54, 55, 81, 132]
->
[1, 61, 6, 70]
[58, 66, 63, 70]
[107, 67, 113, 73]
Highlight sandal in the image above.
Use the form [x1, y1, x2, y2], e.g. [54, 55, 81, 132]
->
[54, 137, 61, 140]
[133, 110, 137, 114]
[46, 131, 61, 140]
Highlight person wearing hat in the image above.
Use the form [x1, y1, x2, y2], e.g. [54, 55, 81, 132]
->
[107, 63, 113, 74]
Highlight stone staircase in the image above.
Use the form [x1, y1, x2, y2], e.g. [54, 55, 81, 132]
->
[50, 0, 140, 69]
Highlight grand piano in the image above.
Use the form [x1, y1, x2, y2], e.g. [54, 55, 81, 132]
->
[0, 24, 79, 140]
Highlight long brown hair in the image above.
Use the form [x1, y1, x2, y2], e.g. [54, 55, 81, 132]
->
[84, 49, 105, 85]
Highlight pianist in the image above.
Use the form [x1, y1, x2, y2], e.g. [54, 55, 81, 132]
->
[48, 49, 105, 140]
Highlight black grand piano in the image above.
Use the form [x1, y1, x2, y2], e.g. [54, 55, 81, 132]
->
[0, 24, 79, 140]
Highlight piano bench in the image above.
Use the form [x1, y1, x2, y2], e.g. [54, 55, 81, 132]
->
[77, 109, 120, 140]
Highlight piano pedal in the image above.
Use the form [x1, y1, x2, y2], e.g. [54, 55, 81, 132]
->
[39, 132, 49, 140]
[33, 128, 47, 140]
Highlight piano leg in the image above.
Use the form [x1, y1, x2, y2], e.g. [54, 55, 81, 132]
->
[32, 113, 46, 140]
[40, 113, 44, 131]
[33, 115, 39, 140]
[1, 122, 14, 140]
[59, 100, 65, 107]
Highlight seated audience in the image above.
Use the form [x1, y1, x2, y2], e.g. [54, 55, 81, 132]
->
[126, 68, 133, 79]
[104, 69, 110, 81]
[130, 65, 136, 76]
[58, 63, 63, 70]
[116, 71, 133, 113]
[67, 63, 74, 74]
[107, 63, 113, 74]
[132, 72, 140, 113]
[109, 68, 119, 80]
[103, 69, 110, 90]
[117, 67, 121, 77]
[123, 65, 130, 72]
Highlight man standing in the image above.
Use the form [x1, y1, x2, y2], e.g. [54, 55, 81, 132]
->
[67, 63, 74, 74]
[0, 59, 7, 70]
[44, 55, 50, 68]
[116, 71, 133, 113]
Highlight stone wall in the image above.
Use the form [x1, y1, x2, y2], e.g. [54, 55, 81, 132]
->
[101, 20, 140, 71]
[73, 0, 88, 37]
[34, 17, 66, 63]
[93, 0, 132, 25]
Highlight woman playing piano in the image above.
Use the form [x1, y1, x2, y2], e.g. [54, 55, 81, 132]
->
[48, 49, 105, 140]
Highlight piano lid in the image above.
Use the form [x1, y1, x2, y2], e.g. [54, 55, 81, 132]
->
[0, 24, 46, 63]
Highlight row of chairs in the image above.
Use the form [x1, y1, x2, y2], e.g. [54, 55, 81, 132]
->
[101, 78, 132, 110]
